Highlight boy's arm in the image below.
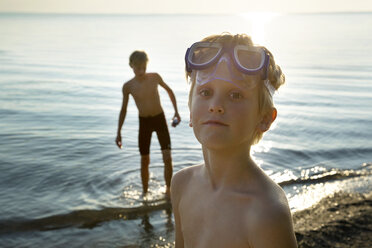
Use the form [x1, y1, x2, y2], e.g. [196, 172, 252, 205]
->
[157, 74, 181, 125]
[250, 202, 297, 248]
[116, 83, 130, 149]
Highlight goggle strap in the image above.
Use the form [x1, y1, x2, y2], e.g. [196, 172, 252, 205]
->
[264, 79, 275, 97]
[262, 53, 270, 80]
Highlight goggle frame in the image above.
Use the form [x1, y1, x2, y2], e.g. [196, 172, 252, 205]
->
[185, 42, 270, 80]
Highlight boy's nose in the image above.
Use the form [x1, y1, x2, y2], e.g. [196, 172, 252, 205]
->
[208, 105, 225, 114]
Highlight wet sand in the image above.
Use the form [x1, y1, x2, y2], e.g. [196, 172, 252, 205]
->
[294, 192, 372, 248]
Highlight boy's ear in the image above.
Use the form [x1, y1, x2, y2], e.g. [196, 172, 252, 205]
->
[259, 108, 277, 132]
[129, 62, 133, 68]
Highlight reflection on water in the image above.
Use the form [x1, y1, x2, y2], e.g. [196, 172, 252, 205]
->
[238, 12, 282, 44]
[287, 174, 372, 212]
[121, 174, 170, 207]
[139, 209, 174, 248]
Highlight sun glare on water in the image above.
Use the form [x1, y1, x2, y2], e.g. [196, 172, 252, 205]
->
[238, 12, 281, 44]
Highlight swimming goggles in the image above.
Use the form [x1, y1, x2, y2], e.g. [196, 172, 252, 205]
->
[185, 42, 275, 95]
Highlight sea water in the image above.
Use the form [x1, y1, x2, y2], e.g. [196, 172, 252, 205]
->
[0, 12, 371, 247]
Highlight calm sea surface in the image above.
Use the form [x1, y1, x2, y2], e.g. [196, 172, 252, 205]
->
[0, 12, 371, 247]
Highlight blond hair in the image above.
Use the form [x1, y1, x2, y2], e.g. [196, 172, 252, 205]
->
[129, 50, 148, 66]
[186, 33, 285, 145]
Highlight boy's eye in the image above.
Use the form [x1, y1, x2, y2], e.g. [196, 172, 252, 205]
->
[230, 92, 243, 99]
[199, 89, 212, 97]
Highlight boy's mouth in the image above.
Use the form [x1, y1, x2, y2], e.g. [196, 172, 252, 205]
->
[203, 120, 228, 126]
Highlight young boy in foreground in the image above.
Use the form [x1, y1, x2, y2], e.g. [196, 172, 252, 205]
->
[116, 51, 181, 196]
[171, 34, 297, 247]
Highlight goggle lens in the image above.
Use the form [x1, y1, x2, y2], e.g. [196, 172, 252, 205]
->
[236, 49, 263, 70]
[191, 46, 220, 65]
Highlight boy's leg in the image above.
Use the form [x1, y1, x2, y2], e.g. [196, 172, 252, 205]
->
[139, 116, 152, 194]
[141, 154, 150, 194]
[161, 149, 173, 195]
[153, 112, 172, 195]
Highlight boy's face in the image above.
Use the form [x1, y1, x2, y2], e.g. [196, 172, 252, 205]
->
[131, 62, 147, 78]
[190, 59, 262, 150]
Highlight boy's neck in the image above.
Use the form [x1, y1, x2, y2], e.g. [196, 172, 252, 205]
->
[202, 144, 257, 189]
[134, 74, 147, 81]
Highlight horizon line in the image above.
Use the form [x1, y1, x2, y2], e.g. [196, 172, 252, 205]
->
[1, 10, 372, 16]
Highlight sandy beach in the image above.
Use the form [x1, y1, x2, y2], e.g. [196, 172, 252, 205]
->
[294, 192, 372, 248]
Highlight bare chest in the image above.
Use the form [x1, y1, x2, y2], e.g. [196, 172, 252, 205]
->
[130, 80, 159, 100]
[179, 189, 252, 248]
[129, 80, 162, 115]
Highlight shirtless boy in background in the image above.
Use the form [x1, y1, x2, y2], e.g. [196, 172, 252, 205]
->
[116, 51, 180, 196]
[171, 34, 297, 247]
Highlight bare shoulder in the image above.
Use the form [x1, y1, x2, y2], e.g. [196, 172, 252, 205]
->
[171, 164, 203, 191]
[146, 72, 160, 80]
[148, 72, 161, 78]
[146, 72, 158, 76]
[247, 179, 297, 247]
[123, 79, 135, 93]
[148, 72, 166, 85]
[170, 164, 203, 203]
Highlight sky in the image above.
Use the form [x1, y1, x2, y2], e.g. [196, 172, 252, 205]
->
[0, 0, 372, 14]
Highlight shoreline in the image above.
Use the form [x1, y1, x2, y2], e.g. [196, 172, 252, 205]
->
[293, 191, 372, 248]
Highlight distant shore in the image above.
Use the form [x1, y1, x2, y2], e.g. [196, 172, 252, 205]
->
[294, 191, 372, 248]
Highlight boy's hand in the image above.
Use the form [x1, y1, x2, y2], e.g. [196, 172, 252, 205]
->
[172, 113, 181, 127]
[116, 134, 123, 149]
